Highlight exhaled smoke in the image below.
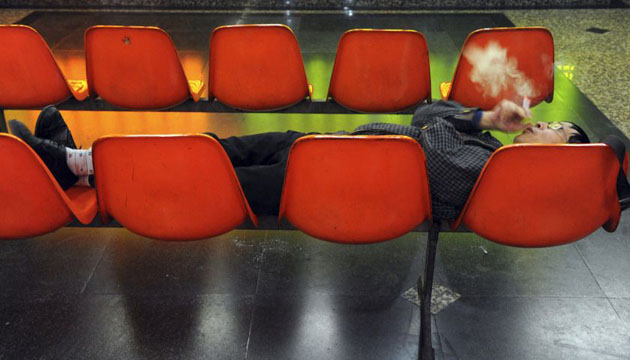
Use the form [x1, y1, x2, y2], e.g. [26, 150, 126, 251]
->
[463, 41, 538, 100]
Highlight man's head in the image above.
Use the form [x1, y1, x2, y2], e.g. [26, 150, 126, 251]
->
[513, 121, 590, 144]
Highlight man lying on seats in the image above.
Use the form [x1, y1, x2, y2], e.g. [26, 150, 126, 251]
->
[8, 99, 589, 221]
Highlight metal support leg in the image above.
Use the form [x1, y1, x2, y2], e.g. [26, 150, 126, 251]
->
[418, 220, 440, 360]
[0, 109, 7, 133]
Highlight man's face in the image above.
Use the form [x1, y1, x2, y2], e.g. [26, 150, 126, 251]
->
[513, 121, 578, 144]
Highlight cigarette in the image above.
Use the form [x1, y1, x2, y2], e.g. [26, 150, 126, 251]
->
[522, 97, 532, 118]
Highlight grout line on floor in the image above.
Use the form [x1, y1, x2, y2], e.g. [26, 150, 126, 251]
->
[79, 237, 111, 296]
[433, 315, 446, 360]
[460, 294, 612, 299]
[244, 229, 267, 360]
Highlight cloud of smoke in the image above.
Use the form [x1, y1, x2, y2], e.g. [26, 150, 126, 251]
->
[540, 53, 554, 81]
[463, 41, 538, 100]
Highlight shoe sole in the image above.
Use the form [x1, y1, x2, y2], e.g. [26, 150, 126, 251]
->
[33, 105, 77, 149]
[8, 120, 32, 144]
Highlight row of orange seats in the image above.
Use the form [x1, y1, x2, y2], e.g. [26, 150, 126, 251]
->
[1, 131, 619, 244]
[0, 24, 554, 113]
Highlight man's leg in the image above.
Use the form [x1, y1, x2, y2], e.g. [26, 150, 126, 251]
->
[9, 120, 80, 189]
[206, 131, 310, 167]
[235, 162, 286, 215]
[235, 133, 301, 215]
[204, 131, 312, 215]
[220, 131, 308, 215]
[9, 106, 92, 189]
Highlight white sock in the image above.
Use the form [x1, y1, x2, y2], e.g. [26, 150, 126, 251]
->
[66, 148, 93, 177]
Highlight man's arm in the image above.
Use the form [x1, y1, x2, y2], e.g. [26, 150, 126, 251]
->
[412, 100, 529, 134]
[412, 100, 479, 132]
[478, 100, 530, 133]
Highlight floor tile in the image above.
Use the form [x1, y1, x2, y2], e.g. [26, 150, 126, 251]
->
[437, 296, 630, 360]
[576, 212, 630, 298]
[0, 228, 111, 297]
[0, 295, 80, 359]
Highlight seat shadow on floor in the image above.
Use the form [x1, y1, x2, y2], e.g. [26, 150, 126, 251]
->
[433, 232, 604, 297]
[256, 230, 424, 299]
[83, 229, 265, 296]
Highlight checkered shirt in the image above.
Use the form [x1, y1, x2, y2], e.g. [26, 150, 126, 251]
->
[353, 101, 503, 220]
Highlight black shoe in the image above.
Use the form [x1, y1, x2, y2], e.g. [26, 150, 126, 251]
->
[9, 120, 78, 190]
[34, 105, 77, 149]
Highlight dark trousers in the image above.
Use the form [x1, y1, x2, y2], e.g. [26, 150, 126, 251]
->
[206, 131, 311, 215]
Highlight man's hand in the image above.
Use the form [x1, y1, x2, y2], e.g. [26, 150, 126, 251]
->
[479, 100, 530, 133]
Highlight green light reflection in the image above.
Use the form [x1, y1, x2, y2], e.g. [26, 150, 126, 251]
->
[241, 113, 412, 135]
[304, 55, 334, 101]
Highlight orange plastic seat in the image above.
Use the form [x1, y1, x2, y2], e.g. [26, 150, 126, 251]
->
[85, 26, 203, 110]
[327, 29, 431, 113]
[0, 134, 97, 239]
[209, 24, 312, 111]
[441, 27, 554, 110]
[279, 135, 432, 243]
[0, 25, 87, 108]
[92, 135, 257, 241]
[452, 144, 621, 247]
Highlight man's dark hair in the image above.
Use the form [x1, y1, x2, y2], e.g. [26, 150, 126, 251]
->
[567, 122, 590, 144]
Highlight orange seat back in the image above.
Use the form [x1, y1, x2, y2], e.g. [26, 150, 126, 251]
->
[453, 144, 621, 247]
[85, 26, 194, 110]
[209, 24, 311, 110]
[0, 134, 97, 238]
[328, 29, 431, 112]
[446, 27, 554, 110]
[279, 135, 432, 243]
[92, 135, 257, 241]
[0, 25, 76, 108]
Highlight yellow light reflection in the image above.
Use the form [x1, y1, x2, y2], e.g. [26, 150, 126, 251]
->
[179, 51, 208, 97]
[53, 51, 87, 81]
[557, 64, 575, 81]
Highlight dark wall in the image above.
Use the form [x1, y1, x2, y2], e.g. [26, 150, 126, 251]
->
[0, 0, 617, 9]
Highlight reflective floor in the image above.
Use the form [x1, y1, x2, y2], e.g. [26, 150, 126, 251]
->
[1, 10, 629, 360]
